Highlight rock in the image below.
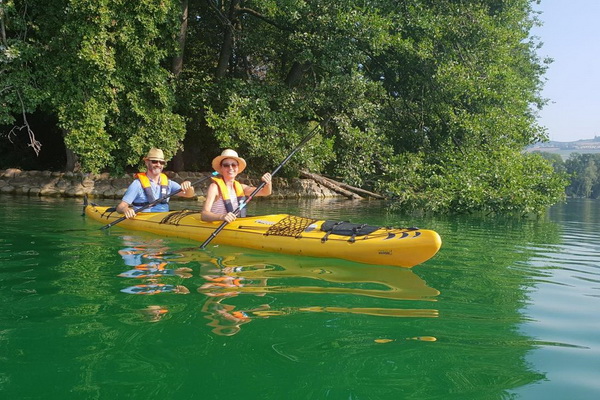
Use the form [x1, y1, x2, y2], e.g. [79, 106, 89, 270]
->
[3, 168, 22, 178]
[56, 180, 70, 189]
[81, 174, 95, 186]
[39, 187, 60, 196]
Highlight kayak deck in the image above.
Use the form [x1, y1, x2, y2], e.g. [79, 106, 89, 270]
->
[85, 205, 442, 267]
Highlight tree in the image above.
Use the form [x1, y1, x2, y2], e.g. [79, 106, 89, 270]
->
[0, 0, 43, 155]
[12, 0, 187, 173]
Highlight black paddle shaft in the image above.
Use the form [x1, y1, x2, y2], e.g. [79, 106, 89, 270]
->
[100, 173, 216, 230]
[199, 120, 327, 249]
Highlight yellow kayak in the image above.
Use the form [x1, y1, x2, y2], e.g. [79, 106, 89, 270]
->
[85, 204, 442, 267]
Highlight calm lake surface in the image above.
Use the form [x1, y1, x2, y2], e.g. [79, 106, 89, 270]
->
[1, 195, 598, 399]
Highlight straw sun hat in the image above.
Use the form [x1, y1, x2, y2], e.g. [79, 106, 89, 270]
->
[144, 148, 166, 162]
[212, 149, 247, 173]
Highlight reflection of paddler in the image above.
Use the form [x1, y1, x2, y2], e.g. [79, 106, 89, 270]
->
[203, 276, 244, 287]
[118, 248, 174, 267]
[118, 247, 148, 256]
[121, 284, 190, 295]
[118, 262, 193, 279]
[118, 243, 169, 257]
[199, 275, 245, 297]
[138, 251, 184, 261]
[140, 305, 169, 322]
[119, 269, 174, 278]
[118, 249, 179, 258]
[136, 262, 168, 270]
[197, 264, 269, 298]
[201, 297, 270, 336]
[194, 253, 267, 297]
[197, 257, 270, 335]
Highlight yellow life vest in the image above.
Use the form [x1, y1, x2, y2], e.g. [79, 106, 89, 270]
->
[211, 177, 247, 217]
[133, 172, 169, 206]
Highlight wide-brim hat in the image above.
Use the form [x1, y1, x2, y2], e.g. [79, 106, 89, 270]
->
[212, 149, 247, 173]
[144, 148, 166, 162]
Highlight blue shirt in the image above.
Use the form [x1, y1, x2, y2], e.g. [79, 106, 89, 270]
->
[122, 178, 181, 212]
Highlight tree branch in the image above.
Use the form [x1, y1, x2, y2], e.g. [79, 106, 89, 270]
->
[14, 90, 41, 156]
[238, 7, 293, 32]
[205, 0, 234, 31]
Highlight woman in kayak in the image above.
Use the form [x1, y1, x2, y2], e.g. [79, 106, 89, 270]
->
[201, 149, 272, 222]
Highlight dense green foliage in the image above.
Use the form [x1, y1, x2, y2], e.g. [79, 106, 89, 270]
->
[538, 151, 600, 199]
[383, 148, 567, 214]
[2, 0, 186, 172]
[1, 0, 568, 214]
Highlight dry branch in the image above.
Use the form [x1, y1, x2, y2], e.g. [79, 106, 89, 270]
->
[300, 170, 363, 200]
[321, 176, 386, 199]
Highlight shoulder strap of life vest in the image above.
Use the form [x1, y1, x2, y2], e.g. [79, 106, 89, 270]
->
[211, 177, 247, 217]
[134, 172, 169, 205]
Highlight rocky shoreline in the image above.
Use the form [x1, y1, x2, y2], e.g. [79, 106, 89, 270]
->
[0, 168, 341, 201]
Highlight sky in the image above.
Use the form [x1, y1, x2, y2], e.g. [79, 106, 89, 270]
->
[531, 0, 600, 142]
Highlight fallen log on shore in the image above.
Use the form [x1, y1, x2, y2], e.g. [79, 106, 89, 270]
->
[300, 170, 386, 200]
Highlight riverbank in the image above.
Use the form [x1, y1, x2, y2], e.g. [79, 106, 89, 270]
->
[0, 168, 341, 201]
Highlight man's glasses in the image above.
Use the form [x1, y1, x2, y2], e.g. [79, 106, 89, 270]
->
[150, 160, 166, 165]
[221, 162, 238, 168]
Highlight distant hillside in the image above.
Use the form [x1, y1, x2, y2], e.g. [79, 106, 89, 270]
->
[526, 137, 600, 159]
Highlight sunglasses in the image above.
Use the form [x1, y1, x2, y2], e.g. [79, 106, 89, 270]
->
[221, 162, 238, 168]
[150, 160, 166, 165]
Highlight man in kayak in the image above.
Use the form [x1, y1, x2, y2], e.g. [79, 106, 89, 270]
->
[116, 148, 195, 219]
[201, 149, 272, 222]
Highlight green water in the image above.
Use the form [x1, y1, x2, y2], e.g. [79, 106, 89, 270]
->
[0, 196, 598, 399]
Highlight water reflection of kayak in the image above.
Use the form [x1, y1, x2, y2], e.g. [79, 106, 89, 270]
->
[194, 248, 441, 336]
[184, 247, 440, 301]
[85, 204, 442, 268]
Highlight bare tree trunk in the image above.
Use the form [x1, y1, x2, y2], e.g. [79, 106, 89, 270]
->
[285, 61, 311, 87]
[0, 0, 8, 47]
[170, 0, 189, 172]
[170, 150, 185, 172]
[62, 129, 79, 172]
[171, 0, 189, 76]
[214, 0, 240, 78]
